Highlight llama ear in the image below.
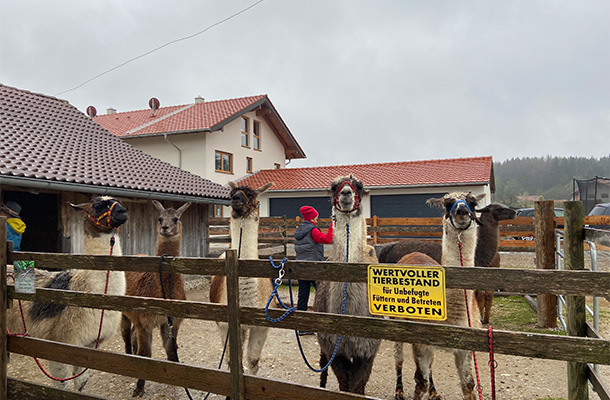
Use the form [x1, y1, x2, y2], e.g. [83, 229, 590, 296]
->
[255, 182, 273, 194]
[176, 202, 191, 217]
[228, 181, 237, 190]
[152, 200, 165, 213]
[476, 193, 486, 203]
[69, 201, 92, 212]
[426, 197, 444, 209]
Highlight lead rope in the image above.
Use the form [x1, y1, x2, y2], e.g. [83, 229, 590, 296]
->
[458, 237, 484, 400]
[7, 233, 115, 383]
[158, 254, 193, 400]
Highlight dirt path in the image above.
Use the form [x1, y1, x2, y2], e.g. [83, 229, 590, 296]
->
[7, 252, 609, 399]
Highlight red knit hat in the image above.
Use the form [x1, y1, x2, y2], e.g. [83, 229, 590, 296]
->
[300, 205, 319, 221]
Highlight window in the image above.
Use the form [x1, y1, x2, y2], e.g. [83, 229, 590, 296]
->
[241, 116, 249, 147]
[274, 163, 281, 169]
[215, 151, 233, 173]
[253, 120, 261, 150]
[211, 205, 223, 218]
[246, 157, 253, 173]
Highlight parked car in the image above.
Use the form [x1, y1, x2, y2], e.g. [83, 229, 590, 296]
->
[516, 207, 564, 217]
[588, 202, 610, 216]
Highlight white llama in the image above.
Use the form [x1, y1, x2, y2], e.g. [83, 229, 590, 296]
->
[314, 175, 381, 395]
[209, 181, 273, 375]
[121, 200, 191, 397]
[7, 196, 128, 391]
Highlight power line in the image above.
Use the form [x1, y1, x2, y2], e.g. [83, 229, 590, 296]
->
[54, 0, 265, 96]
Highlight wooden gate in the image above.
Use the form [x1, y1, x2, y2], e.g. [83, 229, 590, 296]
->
[2, 204, 610, 400]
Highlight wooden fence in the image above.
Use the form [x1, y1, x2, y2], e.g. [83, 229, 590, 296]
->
[2, 205, 610, 400]
[209, 214, 610, 256]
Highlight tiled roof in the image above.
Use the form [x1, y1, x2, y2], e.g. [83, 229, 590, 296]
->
[237, 157, 495, 191]
[94, 95, 306, 159]
[0, 84, 230, 201]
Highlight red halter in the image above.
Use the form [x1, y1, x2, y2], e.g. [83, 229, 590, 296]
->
[88, 201, 120, 230]
[333, 181, 361, 213]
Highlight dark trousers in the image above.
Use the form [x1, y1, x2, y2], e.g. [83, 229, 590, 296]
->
[297, 280, 316, 311]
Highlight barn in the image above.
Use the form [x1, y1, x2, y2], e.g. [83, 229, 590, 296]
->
[0, 84, 230, 257]
[236, 157, 495, 218]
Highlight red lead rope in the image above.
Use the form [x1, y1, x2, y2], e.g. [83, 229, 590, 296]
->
[6, 234, 115, 383]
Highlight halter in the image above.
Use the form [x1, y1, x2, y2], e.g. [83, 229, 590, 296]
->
[448, 199, 481, 230]
[333, 181, 361, 213]
[88, 201, 120, 230]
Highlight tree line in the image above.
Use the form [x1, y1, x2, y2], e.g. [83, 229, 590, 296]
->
[493, 156, 610, 207]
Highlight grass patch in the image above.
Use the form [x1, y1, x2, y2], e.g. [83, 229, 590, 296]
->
[490, 295, 565, 335]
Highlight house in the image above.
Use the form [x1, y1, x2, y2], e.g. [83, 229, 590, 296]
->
[94, 95, 306, 216]
[235, 156, 495, 218]
[0, 84, 230, 257]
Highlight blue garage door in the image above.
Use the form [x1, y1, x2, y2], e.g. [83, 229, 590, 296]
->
[371, 193, 447, 218]
[269, 197, 332, 218]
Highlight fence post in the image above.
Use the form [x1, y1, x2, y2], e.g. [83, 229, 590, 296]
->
[564, 201, 588, 400]
[373, 215, 379, 245]
[1, 217, 7, 400]
[283, 215, 287, 257]
[225, 249, 245, 400]
[535, 200, 557, 328]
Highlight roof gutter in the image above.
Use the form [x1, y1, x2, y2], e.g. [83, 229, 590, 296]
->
[0, 176, 230, 205]
[264, 182, 491, 193]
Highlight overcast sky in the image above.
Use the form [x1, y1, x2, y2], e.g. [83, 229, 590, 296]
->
[1, 1, 608, 168]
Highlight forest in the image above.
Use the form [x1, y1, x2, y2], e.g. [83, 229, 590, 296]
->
[492, 156, 610, 207]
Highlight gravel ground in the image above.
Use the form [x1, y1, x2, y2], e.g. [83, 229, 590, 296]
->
[6, 251, 609, 400]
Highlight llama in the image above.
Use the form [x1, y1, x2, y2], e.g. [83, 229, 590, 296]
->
[209, 181, 273, 375]
[393, 192, 484, 400]
[120, 200, 191, 397]
[314, 175, 381, 395]
[473, 203, 515, 324]
[6, 196, 128, 391]
[378, 203, 515, 324]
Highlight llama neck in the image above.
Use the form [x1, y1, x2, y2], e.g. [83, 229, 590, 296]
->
[475, 217, 499, 267]
[441, 219, 477, 267]
[230, 214, 259, 259]
[156, 235, 181, 257]
[83, 229, 122, 256]
[330, 211, 367, 263]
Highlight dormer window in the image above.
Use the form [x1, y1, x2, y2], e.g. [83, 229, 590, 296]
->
[241, 117, 249, 147]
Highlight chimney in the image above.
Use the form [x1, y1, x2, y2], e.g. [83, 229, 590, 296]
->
[195, 96, 205, 104]
[107, 107, 117, 115]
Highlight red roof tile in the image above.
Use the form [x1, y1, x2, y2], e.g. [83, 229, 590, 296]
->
[0, 84, 230, 201]
[238, 157, 494, 191]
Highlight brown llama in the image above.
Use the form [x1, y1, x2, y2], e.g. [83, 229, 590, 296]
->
[314, 175, 381, 395]
[378, 203, 515, 324]
[120, 200, 191, 397]
[209, 181, 274, 375]
[7, 196, 128, 391]
[393, 192, 484, 400]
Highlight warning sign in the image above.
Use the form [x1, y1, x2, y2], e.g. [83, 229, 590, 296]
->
[368, 264, 446, 321]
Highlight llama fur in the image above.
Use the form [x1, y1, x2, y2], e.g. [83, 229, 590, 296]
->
[6, 196, 128, 391]
[120, 200, 191, 397]
[393, 192, 484, 400]
[314, 175, 381, 395]
[209, 181, 274, 375]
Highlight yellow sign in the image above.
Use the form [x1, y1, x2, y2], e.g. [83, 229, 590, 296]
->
[368, 264, 446, 321]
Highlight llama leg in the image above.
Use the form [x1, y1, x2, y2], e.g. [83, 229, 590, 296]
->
[453, 349, 476, 400]
[394, 342, 406, 400]
[412, 344, 439, 400]
[246, 325, 269, 374]
[48, 361, 71, 390]
[319, 351, 329, 388]
[132, 328, 153, 397]
[350, 355, 375, 394]
[121, 314, 133, 354]
[483, 290, 493, 324]
[72, 364, 91, 391]
[160, 319, 181, 362]
[474, 289, 486, 323]
[329, 354, 353, 392]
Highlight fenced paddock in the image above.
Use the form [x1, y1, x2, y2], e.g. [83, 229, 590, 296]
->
[2, 204, 610, 400]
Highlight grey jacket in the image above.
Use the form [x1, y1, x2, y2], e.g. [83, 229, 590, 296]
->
[294, 221, 324, 261]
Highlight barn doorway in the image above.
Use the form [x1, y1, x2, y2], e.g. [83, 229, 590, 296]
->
[2, 190, 60, 253]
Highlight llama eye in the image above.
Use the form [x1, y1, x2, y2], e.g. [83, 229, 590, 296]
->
[173, 218, 178, 223]
[158, 217, 163, 223]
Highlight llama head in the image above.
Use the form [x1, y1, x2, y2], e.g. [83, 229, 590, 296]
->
[330, 175, 366, 215]
[476, 203, 516, 225]
[427, 192, 485, 231]
[152, 200, 191, 237]
[227, 181, 273, 219]
[70, 196, 128, 230]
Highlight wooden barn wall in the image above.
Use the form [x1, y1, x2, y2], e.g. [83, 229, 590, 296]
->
[60, 193, 210, 257]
